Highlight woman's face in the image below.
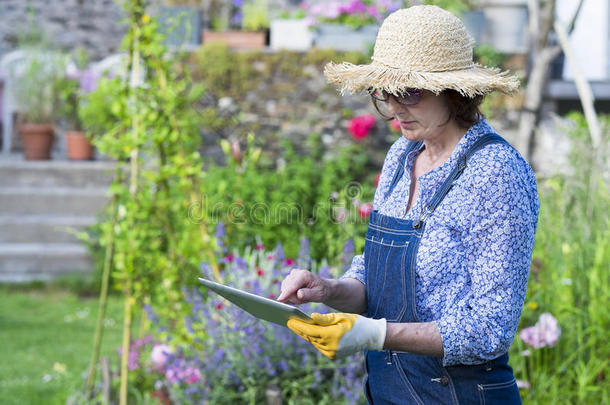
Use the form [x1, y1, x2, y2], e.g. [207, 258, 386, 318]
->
[385, 90, 454, 142]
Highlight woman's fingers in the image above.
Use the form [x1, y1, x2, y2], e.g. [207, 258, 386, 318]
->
[277, 269, 324, 304]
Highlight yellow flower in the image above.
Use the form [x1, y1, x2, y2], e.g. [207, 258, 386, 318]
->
[142, 14, 150, 24]
[527, 301, 538, 310]
[53, 362, 66, 374]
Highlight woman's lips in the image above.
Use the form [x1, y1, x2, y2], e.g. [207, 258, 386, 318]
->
[400, 120, 415, 128]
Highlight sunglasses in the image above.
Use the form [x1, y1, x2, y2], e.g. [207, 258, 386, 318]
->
[370, 89, 422, 106]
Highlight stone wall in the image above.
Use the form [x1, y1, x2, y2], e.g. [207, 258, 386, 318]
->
[0, 0, 126, 61]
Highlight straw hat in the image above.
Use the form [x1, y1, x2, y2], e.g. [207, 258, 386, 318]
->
[324, 5, 519, 98]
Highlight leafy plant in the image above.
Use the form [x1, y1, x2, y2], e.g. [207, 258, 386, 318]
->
[197, 133, 376, 263]
[8, 50, 67, 124]
[509, 113, 609, 403]
[242, 0, 270, 31]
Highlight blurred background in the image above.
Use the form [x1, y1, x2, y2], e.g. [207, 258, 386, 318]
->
[0, 0, 608, 404]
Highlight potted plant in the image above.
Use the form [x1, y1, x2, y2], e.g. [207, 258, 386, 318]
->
[8, 50, 66, 160]
[203, 0, 269, 49]
[302, 0, 403, 53]
[58, 64, 99, 160]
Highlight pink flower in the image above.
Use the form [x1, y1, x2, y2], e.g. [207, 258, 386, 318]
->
[390, 119, 401, 132]
[348, 114, 376, 140]
[224, 253, 234, 263]
[255, 243, 265, 250]
[182, 367, 201, 384]
[284, 258, 294, 266]
[256, 267, 264, 276]
[519, 312, 561, 349]
[358, 202, 373, 218]
[150, 344, 172, 372]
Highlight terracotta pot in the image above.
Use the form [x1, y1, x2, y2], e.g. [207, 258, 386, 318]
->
[66, 130, 95, 160]
[18, 124, 55, 160]
[203, 29, 267, 49]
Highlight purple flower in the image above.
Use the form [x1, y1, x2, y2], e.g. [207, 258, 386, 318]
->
[342, 239, 355, 270]
[231, 11, 243, 26]
[78, 69, 100, 94]
[520, 312, 561, 349]
[215, 221, 226, 240]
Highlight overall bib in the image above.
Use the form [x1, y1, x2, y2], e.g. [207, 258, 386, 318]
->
[363, 134, 522, 405]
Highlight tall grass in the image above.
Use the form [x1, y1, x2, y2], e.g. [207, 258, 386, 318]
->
[510, 114, 609, 404]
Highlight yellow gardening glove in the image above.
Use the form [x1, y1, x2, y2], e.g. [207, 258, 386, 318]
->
[287, 313, 387, 360]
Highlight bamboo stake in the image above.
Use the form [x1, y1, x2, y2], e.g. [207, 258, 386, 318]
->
[85, 167, 121, 397]
[119, 1, 142, 403]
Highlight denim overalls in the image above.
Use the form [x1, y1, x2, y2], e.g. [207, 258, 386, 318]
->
[363, 134, 522, 405]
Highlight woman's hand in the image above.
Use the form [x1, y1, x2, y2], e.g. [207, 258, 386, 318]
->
[277, 269, 330, 305]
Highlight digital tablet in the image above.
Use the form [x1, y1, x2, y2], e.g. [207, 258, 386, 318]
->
[198, 277, 313, 327]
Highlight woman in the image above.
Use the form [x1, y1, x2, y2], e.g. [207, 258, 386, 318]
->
[277, 5, 539, 405]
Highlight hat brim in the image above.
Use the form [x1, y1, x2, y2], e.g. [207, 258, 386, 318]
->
[324, 61, 520, 98]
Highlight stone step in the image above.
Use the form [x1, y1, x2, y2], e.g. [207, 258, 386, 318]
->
[0, 215, 97, 243]
[0, 187, 109, 216]
[0, 243, 92, 283]
[0, 159, 116, 188]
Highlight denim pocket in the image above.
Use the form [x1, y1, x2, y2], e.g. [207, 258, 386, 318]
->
[364, 235, 409, 321]
[477, 378, 521, 405]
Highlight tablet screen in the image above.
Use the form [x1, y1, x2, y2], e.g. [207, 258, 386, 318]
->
[198, 277, 312, 326]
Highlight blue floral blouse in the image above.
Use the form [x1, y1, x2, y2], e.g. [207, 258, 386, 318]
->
[343, 119, 540, 366]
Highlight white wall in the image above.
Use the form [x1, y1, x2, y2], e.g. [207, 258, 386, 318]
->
[557, 0, 609, 81]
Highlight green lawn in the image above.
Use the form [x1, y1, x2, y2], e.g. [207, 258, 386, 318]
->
[0, 286, 124, 405]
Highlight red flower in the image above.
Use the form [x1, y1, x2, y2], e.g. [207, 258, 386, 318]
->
[268, 293, 275, 299]
[215, 303, 224, 310]
[255, 243, 265, 250]
[225, 253, 234, 263]
[348, 114, 376, 140]
[256, 267, 264, 277]
[358, 202, 373, 218]
[284, 258, 294, 266]
[375, 172, 381, 186]
[390, 119, 401, 132]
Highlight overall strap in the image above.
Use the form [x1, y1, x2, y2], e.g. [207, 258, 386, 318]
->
[413, 133, 508, 228]
[384, 140, 424, 200]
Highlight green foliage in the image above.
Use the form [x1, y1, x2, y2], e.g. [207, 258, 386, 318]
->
[199, 133, 375, 263]
[88, 2, 216, 350]
[419, 0, 476, 15]
[509, 113, 610, 403]
[192, 42, 259, 96]
[7, 50, 67, 124]
[242, 0, 270, 31]
[474, 44, 506, 68]
[191, 44, 370, 97]
[78, 77, 124, 136]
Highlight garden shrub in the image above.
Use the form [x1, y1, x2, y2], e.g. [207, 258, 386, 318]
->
[509, 113, 609, 403]
[195, 133, 376, 263]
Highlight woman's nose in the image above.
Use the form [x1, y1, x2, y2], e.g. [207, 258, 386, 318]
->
[386, 96, 403, 116]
